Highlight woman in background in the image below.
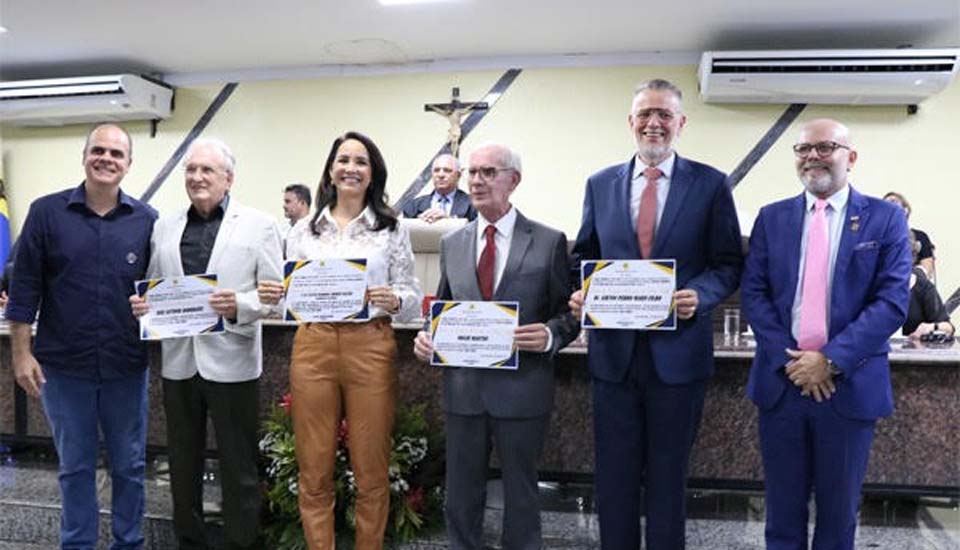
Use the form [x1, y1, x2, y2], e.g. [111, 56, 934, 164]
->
[884, 191, 937, 283]
[259, 131, 421, 549]
[904, 231, 954, 339]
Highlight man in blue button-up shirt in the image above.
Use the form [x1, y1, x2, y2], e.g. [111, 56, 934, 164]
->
[7, 123, 157, 550]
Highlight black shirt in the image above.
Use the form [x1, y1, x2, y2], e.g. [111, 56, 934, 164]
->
[180, 196, 228, 275]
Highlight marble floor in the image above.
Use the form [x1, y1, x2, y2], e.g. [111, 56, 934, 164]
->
[0, 447, 957, 549]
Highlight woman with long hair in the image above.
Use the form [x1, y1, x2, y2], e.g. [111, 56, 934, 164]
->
[259, 131, 421, 549]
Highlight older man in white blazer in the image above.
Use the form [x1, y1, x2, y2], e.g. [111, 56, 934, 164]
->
[131, 138, 282, 549]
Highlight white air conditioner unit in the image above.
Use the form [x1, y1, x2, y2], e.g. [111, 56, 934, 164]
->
[698, 49, 960, 105]
[0, 74, 174, 126]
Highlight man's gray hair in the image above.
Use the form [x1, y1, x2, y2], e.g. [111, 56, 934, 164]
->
[185, 138, 237, 175]
[470, 142, 522, 174]
[633, 78, 684, 107]
[433, 153, 461, 171]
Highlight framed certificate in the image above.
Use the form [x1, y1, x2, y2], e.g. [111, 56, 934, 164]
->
[136, 274, 224, 340]
[430, 300, 519, 369]
[283, 258, 369, 322]
[581, 259, 676, 330]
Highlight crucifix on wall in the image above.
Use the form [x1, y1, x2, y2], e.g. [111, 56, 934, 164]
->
[424, 87, 488, 158]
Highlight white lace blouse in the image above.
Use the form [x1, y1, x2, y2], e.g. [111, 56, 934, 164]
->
[286, 206, 422, 322]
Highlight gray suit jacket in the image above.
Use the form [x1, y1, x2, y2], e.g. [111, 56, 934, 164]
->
[146, 200, 283, 382]
[436, 210, 578, 418]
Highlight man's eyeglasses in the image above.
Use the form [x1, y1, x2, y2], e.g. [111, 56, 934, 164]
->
[792, 141, 850, 157]
[632, 108, 678, 122]
[185, 164, 224, 176]
[467, 166, 513, 180]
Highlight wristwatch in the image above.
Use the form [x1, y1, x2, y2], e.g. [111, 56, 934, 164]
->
[825, 357, 840, 377]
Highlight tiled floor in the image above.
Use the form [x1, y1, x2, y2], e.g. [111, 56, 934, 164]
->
[1, 448, 957, 549]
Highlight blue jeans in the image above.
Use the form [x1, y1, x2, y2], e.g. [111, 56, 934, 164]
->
[41, 368, 149, 550]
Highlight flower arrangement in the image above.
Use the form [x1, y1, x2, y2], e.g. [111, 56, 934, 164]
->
[260, 394, 444, 548]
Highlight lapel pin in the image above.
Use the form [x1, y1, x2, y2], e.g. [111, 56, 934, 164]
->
[849, 215, 860, 232]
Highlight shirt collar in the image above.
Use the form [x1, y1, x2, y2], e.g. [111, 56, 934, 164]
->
[432, 189, 456, 201]
[70, 182, 134, 213]
[804, 183, 850, 213]
[188, 193, 230, 221]
[317, 204, 377, 229]
[632, 153, 676, 181]
[477, 204, 517, 239]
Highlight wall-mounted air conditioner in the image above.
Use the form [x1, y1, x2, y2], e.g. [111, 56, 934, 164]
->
[698, 49, 960, 105]
[0, 74, 174, 126]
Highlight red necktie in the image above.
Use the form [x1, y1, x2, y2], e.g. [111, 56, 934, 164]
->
[477, 224, 497, 300]
[797, 199, 829, 350]
[636, 167, 662, 258]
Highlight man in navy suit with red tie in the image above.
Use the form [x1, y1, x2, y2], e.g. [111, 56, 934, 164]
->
[569, 79, 743, 549]
[741, 118, 911, 549]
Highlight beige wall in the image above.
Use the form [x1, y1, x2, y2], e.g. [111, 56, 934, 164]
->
[2, 64, 957, 320]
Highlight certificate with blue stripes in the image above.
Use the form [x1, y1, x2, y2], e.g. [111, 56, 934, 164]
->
[429, 300, 519, 369]
[136, 274, 224, 340]
[283, 258, 369, 323]
[581, 259, 676, 330]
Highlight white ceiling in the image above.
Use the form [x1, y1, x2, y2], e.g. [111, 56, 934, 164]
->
[1, 0, 958, 83]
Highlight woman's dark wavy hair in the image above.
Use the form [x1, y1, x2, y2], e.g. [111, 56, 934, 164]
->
[310, 131, 398, 234]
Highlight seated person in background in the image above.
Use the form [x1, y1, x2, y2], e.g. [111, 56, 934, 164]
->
[884, 191, 937, 283]
[904, 228, 954, 338]
[401, 153, 476, 223]
[905, 266, 954, 338]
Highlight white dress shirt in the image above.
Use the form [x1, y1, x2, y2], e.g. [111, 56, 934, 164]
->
[430, 190, 456, 215]
[286, 206, 422, 322]
[630, 153, 675, 229]
[475, 206, 553, 351]
[475, 206, 518, 293]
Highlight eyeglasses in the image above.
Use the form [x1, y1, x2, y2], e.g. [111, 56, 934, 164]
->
[792, 141, 850, 157]
[467, 166, 513, 180]
[185, 164, 225, 177]
[632, 108, 678, 122]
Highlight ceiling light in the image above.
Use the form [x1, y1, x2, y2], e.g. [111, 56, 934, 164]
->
[379, 0, 457, 5]
[0, 26, 7, 34]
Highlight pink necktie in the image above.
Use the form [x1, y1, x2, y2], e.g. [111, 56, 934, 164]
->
[477, 225, 497, 300]
[797, 199, 829, 350]
[636, 167, 662, 258]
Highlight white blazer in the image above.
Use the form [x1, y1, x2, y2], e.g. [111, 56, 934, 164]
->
[146, 200, 283, 382]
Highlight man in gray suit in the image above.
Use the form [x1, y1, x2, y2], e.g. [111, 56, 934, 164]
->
[414, 143, 578, 550]
[131, 138, 283, 549]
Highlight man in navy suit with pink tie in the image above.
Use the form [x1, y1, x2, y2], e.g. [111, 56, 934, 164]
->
[569, 79, 743, 549]
[741, 118, 912, 549]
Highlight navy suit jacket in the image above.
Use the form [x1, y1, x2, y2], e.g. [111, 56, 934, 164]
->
[402, 189, 477, 221]
[741, 187, 912, 421]
[572, 155, 743, 384]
